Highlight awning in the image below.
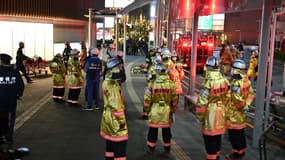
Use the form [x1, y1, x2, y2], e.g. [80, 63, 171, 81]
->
[119, 0, 154, 15]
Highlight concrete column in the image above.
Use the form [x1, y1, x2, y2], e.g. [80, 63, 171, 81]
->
[252, 0, 272, 147]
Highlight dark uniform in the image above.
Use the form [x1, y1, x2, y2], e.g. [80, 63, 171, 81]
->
[0, 53, 24, 143]
[16, 42, 32, 83]
[62, 41, 72, 72]
[83, 48, 102, 110]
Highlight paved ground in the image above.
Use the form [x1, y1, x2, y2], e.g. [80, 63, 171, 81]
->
[8, 55, 285, 160]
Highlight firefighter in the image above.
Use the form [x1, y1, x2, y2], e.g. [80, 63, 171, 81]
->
[161, 48, 173, 70]
[62, 41, 72, 71]
[169, 51, 185, 95]
[67, 49, 83, 107]
[196, 56, 230, 160]
[83, 48, 102, 111]
[79, 41, 87, 68]
[100, 57, 128, 160]
[247, 50, 258, 82]
[0, 53, 24, 144]
[50, 53, 66, 103]
[144, 55, 178, 155]
[220, 46, 233, 76]
[225, 59, 255, 160]
[142, 54, 161, 119]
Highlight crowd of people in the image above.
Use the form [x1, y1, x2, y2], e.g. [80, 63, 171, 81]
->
[0, 40, 258, 160]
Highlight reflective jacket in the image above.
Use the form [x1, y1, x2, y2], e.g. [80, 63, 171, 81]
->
[144, 73, 178, 128]
[247, 55, 258, 79]
[50, 57, 66, 87]
[67, 56, 83, 89]
[169, 62, 185, 94]
[196, 69, 230, 136]
[226, 74, 255, 129]
[100, 79, 128, 142]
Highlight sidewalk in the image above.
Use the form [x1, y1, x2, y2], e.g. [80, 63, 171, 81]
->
[11, 55, 285, 160]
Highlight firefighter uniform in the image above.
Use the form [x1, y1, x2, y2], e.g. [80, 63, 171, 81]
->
[83, 48, 102, 110]
[196, 56, 230, 160]
[50, 53, 66, 102]
[0, 53, 24, 143]
[169, 52, 185, 95]
[220, 47, 233, 76]
[226, 59, 255, 160]
[144, 58, 178, 154]
[247, 51, 258, 81]
[67, 49, 83, 106]
[100, 58, 128, 160]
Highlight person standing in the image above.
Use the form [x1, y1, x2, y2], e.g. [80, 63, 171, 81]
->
[195, 56, 230, 160]
[83, 48, 102, 111]
[16, 41, 32, 83]
[50, 53, 66, 103]
[0, 53, 25, 144]
[144, 55, 178, 155]
[67, 49, 83, 107]
[247, 50, 258, 82]
[100, 58, 128, 160]
[79, 41, 87, 68]
[225, 59, 255, 160]
[169, 51, 185, 96]
[62, 41, 72, 71]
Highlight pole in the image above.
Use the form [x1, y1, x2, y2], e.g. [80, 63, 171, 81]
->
[123, 15, 126, 62]
[190, 11, 199, 95]
[252, 0, 272, 147]
[103, 18, 105, 45]
[88, 8, 93, 49]
[115, 10, 119, 53]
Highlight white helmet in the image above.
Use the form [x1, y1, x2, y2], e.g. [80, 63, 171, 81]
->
[161, 48, 171, 57]
[90, 48, 99, 56]
[205, 56, 219, 69]
[232, 59, 247, 70]
[70, 49, 80, 55]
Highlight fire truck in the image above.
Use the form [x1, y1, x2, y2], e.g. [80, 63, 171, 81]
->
[176, 34, 214, 71]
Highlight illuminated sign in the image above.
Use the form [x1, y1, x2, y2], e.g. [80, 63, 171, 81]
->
[198, 15, 213, 30]
[105, 0, 134, 8]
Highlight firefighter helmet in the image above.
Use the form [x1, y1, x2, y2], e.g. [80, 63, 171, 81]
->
[154, 54, 163, 65]
[232, 59, 247, 70]
[155, 63, 168, 74]
[106, 57, 121, 70]
[205, 56, 219, 69]
[70, 49, 80, 56]
[90, 48, 99, 56]
[161, 48, 171, 57]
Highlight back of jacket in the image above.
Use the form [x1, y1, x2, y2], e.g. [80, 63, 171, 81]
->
[0, 65, 24, 112]
[144, 74, 178, 128]
[196, 69, 230, 136]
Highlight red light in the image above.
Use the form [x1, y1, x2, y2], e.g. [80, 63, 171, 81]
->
[201, 42, 207, 46]
[183, 42, 188, 47]
[208, 43, 214, 47]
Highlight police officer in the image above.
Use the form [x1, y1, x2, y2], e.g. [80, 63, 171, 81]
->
[16, 41, 32, 83]
[67, 49, 83, 107]
[196, 56, 230, 160]
[144, 55, 178, 155]
[83, 48, 102, 111]
[225, 59, 255, 160]
[0, 53, 24, 144]
[50, 53, 66, 102]
[100, 58, 128, 160]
